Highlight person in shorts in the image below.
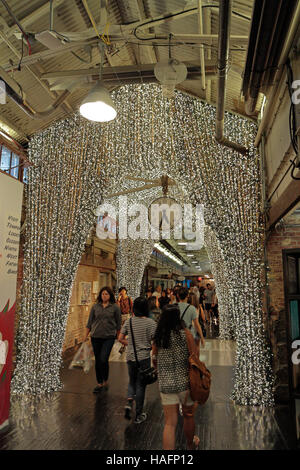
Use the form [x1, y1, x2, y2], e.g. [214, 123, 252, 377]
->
[152, 304, 200, 450]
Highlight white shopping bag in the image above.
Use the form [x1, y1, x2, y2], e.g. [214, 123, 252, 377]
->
[69, 342, 93, 374]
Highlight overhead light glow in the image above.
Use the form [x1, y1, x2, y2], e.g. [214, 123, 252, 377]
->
[0, 130, 13, 142]
[154, 243, 183, 265]
[79, 82, 117, 122]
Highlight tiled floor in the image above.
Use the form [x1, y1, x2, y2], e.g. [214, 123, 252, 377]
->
[0, 338, 297, 450]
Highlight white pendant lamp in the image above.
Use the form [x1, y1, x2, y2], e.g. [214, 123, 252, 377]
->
[79, 42, 117, 122]
[79, 81, 117, 122]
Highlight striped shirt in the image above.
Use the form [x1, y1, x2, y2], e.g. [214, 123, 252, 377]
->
[121, 316, 157, 362]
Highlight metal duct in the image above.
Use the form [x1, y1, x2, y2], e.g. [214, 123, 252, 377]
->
[2, 78, 71, 119]
[215, 0, 248, 156]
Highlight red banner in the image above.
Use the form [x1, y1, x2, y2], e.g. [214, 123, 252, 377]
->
[0, 172, 23, 429]
[0, 300, 16, 429]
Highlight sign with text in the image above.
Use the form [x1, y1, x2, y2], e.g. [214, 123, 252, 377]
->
[0, 172, 23, 429]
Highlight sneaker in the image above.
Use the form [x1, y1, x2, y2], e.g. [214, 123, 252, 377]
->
[124, 400, 133, 420]
[134, 412, 147, 424]
[93, 384, 104, 393]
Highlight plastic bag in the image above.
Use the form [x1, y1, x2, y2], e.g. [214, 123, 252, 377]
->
[69, 342, 93, 374]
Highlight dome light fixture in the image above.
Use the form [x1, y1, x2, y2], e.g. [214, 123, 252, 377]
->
[79, 82, 117, 122]
[79, 42, 116, 122]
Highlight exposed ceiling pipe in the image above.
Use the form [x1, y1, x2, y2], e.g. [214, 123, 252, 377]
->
[215, 0, 248, 156]
[0, 0, 32, 54]
[2, 79, 71, 119]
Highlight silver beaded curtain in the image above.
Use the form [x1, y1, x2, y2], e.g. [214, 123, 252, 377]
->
[12, 84, 273, 405]
[116, 239, 155, 300]
[204, 226, 235, 340]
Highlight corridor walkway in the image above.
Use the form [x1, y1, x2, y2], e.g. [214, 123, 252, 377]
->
[0, 338, 295, 450]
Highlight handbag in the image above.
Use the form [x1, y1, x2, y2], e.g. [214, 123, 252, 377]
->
[184, 328, 211, 404]
[129, 317, 157, 385]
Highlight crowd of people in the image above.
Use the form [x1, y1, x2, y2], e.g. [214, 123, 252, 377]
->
[84, 282, 218, 450]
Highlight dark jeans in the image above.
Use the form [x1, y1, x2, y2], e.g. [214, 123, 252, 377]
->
[91, 337, 115, 384]
[127, 357, 150, 417]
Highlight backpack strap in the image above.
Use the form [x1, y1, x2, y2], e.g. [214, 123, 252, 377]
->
[180, 304, 191, 321]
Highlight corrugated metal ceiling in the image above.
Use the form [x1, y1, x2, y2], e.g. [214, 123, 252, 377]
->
[0, 0, 258, 143]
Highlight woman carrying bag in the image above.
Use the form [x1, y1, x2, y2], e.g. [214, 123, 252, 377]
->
[118, 297, 156, 424]
[152, 304, 200, 450]
[84, 286, 121, 393]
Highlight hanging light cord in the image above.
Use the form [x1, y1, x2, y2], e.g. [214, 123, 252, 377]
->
[0, 0, 31, 55]
[99, 42, 104, 80]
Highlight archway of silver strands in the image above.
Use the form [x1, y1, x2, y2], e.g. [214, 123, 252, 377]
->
[11, 84, 274, 406]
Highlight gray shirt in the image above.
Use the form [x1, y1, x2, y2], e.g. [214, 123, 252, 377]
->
[204, 289, 214, 304]
[86, 303, 121, 339]
[178, 302, 198, 338]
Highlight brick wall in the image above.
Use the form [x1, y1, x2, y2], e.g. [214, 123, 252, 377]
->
[266, 213, 300, 403]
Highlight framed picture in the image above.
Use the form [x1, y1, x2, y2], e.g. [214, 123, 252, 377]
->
[92, 281, 99, 294]
[79, 282, 92, 305]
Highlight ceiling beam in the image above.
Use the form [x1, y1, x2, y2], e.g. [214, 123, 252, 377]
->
[0, 0, 65, 43]
[1, 35, 248, 71]
[203, 4, 212, 102]
[0, 27, 73, 115]
[198, 0, 206, 91]
[135, 0, 157, 64]
[0, 114, 29, 142]
[40, 60, 217, 79]
[267, 169, 300, 230]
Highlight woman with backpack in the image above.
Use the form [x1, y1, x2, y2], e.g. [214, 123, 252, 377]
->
[152, 304, 200, 450]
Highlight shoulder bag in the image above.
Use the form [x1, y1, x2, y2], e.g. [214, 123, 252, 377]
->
[129, 317, 157, 385]
[184, 328, 211, 405]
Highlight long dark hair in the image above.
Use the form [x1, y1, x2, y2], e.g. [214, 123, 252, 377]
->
[147, 296, 157, 312]
[97, 286, 116, 304]
[154, 304, 185, 349]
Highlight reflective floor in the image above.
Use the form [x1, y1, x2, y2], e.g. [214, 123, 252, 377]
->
[0, 338, 297, 450]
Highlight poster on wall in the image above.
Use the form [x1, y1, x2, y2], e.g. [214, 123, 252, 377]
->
[79, 282, 92, 305]
[0, 172, 23, 430]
